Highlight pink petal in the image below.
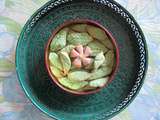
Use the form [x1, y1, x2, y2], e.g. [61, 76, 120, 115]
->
[73, 58, 82, 68]
[75, 45, 83, 55]
[82, 58, 92, 66]
[70, 49, 80, 58]
[84, 46, 92, 57]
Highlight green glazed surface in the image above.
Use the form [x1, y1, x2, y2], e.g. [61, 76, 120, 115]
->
[16, 0, 148, 120]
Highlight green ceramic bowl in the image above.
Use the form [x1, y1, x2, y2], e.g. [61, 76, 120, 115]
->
[16, 0, 148, 120]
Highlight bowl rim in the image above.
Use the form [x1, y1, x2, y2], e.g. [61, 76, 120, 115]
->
[45, 19, 120, 95]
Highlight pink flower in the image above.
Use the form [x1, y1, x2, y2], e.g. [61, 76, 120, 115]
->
[70, 45, 92, 68]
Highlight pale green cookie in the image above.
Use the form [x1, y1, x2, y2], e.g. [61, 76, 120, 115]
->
[71, 24, 87, 32]
[89, 66, 112, 80]
[88, 40, 108, 56]
[68, 70, 91, 81]
[49, 52, 62, 70]
[67, 32, 93, 45]
[59, 77, 88, 90]
[50, 28, 69, 52]
[89, 77, 109, 87]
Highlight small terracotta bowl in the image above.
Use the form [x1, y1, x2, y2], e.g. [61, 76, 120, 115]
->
[45, 19, 119, 95]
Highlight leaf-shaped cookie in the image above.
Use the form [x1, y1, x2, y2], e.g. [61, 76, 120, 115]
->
[59, 77, 88, 90]
[88, 40, 108, 56]
[104, 37, 114, 50]
[89, 77, 109, 87]
[77, 85, 96, 91]
[60, 45, 75, 54]
[67, 32, 93, 45]
[87, 25, 107, 40]
[94, 52, 105, 69]
[50, 28, 68, 52]
[50, 66, 63, 78]
[97, 37, 114, 50]
[49, 52, 62, 70]
[68, 70, 91, 81]
[71, 24, 87, 32]
[59, 52, 71, 75]
[89, 66, 112, 80]
[103, 50, 115, 67]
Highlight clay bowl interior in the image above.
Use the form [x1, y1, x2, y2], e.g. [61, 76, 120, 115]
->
[45, 19, 119, 95]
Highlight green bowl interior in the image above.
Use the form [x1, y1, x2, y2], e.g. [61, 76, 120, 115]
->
[16, 0, 147, 120]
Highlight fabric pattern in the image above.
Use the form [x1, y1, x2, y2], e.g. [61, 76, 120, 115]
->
[0, 0, 160, 120]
